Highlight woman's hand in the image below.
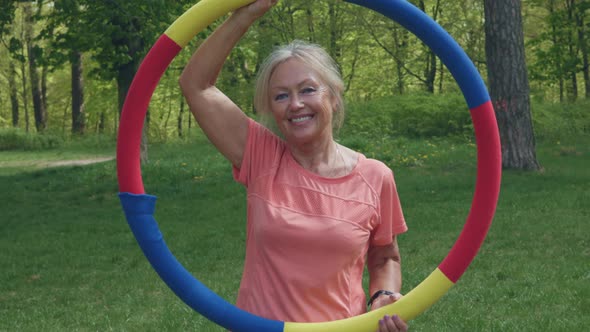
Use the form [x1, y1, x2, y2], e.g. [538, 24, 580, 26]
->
[371, 292, 408, 332]
[377, 314, 407, 332]
[234, 0, 278, 21]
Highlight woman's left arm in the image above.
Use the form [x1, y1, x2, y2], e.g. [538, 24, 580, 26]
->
[367, 236, 408, 332]
[367, 236, 402, 304]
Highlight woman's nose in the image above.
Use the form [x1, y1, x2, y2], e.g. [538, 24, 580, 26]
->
[288, 95, 304, 111]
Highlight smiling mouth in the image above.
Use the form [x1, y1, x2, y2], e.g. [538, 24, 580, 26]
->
[289, 115, 314, 123]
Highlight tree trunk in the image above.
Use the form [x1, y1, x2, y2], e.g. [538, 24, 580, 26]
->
[574, 2, 590, 98]
[24, 3, 46, 132]
[273, 3, 297, 42]
[438, 57, 444, 93]
[71, 51, 85, 135]
[28, 47, 46, 132]
[41, 64, 48, 112]
[565, 0, 578, 101]
[178, 95, 185, 138]
[484, 0, 540, 170]
[98, 111, 106, 134]
[328, 2, 342, 62]
[548, 0, 565, 101]
[9, 61, 19, 127]
[306, 8, 315, 43]
[20, 27, 30, 133]
[419, 0, 439, 93]
[345, 42, 360, 93]
[391, 25, 406, 95]
[254, 16, 274, 110]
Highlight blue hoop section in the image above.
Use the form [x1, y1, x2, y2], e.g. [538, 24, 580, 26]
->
[118, 1, 500, 331]
[348, 0, 489, 108]
[120, 193, 284, 332]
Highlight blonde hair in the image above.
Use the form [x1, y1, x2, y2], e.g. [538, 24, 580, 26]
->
[254, 40, 345, 134]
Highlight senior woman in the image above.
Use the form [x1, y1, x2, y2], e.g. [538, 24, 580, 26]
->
[179, 1, 408, 331]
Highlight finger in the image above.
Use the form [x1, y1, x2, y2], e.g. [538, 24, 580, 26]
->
[377, 316, 390, 332]
[377, 293, 402, 308]
[381, 315, 400, 332]
[392, 315, 408, 331]
[390, 293, 403, 302]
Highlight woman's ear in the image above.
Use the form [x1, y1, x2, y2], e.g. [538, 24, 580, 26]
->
[330, 92, 338, 112]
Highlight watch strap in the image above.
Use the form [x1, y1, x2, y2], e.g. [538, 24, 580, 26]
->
[367, 289, 395, 308]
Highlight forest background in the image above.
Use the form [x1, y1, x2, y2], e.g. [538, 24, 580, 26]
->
[0, 0, 589, 150]
[1, 1, 589, 331]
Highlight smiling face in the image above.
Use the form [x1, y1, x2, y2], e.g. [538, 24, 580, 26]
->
[268, 58, 336, 146]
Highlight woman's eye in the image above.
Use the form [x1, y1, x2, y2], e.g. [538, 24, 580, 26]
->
[274, 93, 288, 101]
[302, 87, 316, 94]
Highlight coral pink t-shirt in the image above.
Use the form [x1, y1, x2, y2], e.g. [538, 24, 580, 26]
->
[233, 119, 407, 323]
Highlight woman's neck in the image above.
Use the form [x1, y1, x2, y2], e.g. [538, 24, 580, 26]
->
[288, 136, 350, 177]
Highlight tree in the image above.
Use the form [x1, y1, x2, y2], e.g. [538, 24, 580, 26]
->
[23, 2, 47, 132]
[7, 6, 33, 132]
[0, 1, 19, 127]
[572, 0, 590, 98]
[528, 0, 569, 101]
[76, 0, 187, 160]
[43, 0, 89, 135]
[0, 1, 16, 37]
[528, 0, 590, 101]
[9, 61, 19, 127]
[417, 0, 441, 93]
[70, 50, 85, 135]
[484, 0, 541, 170]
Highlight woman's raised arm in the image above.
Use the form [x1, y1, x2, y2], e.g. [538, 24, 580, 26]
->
[179, 0, 276, 167]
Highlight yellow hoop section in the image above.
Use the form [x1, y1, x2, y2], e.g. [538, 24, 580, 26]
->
[284, 269, 453, 332]
[165, 0, 254, 48]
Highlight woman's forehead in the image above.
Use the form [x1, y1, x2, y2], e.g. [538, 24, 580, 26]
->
[269, 58, 322, 88]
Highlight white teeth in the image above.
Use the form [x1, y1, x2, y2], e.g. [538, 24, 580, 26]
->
[291, 115, 312, 123]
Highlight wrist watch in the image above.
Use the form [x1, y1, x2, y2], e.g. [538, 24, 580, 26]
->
[367, 289, 395, 308]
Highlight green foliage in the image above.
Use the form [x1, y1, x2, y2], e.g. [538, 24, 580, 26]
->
[65, 133, 116, 151]
[0, 0, 588, 140]
[336, 94, 476, 168]
[341, 94, 590, 145]
[0, 128, 63, 151]
[527, 7, 578, 85]
[342, 93, 472, 140]
[531, 99, 590, 140]
[526, 0, 590, 101]
[0, 1, 16, 36]
[78, 0, 188, 81]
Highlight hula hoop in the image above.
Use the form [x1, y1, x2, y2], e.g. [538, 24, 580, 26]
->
[117, 0, 501, 331]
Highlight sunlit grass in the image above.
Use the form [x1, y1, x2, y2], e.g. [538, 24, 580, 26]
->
[0, 133, 588, 331]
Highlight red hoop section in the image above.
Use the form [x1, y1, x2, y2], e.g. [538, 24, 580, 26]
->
[438, 101, 501, 283]
[117, 34, 182, 194]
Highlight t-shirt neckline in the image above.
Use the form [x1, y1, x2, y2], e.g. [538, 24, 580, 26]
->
[285, 148, 364, 182]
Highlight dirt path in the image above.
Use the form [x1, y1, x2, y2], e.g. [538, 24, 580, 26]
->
[0, 156, 115, 168]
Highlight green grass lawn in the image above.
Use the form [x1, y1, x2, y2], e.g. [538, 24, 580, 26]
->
[0, 134, 588, 331]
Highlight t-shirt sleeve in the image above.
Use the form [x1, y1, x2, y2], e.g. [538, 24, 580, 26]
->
[232, 118, 284, 187]
[371, 169, 408, 246]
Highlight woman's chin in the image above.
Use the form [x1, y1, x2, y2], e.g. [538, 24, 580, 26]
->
[282, 124, 315, 142]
